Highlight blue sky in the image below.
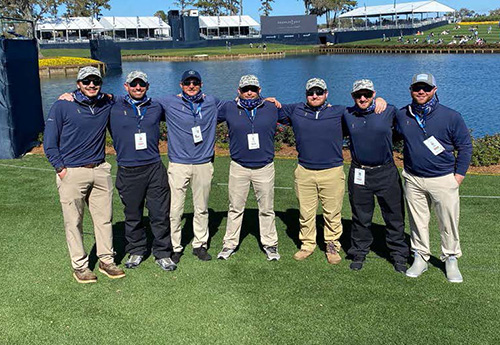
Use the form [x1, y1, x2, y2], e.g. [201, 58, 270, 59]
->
[100, 0, 496, 23]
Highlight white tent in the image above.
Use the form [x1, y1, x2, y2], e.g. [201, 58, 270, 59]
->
[99, 16, 171, 39]
[36, 17, 105, 41]
[339, 1, 456, 18]
[198, 15, 260, 37]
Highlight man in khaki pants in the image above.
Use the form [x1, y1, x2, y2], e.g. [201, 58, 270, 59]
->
[44, 66, 125, 283]
[280, 78, 386, 264]
[216, 75, 285, 261]
[395, 73, 472, 283]
[159, 70, 222, 263]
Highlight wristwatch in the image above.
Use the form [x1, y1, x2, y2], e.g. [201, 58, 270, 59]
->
[56, 167, 65, 173]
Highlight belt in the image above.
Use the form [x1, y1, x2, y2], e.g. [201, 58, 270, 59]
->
[81, 161, 104, 168]
[351, 161, 393, 170]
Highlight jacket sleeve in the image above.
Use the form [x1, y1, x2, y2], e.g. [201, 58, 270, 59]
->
[43, 102, 64, 169]
[452, 113, 473, 176]
[278, 103, 298, 125]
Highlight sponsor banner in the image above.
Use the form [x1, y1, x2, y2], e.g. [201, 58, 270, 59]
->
[261, 15, 317, 35]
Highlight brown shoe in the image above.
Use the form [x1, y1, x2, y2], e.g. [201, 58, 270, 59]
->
[293, 249, 314, 261]
[326, 242, 342, 265]
[98, 261, 126, 279]
[73, 268, 97, 284]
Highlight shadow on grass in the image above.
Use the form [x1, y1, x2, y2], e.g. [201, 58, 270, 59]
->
[276, 208, 411, 265]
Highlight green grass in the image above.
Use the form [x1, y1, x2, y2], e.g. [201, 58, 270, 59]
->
[340, 23, 500, 46]
[0, 155, 499, 344]
[40, 44, 317, 59]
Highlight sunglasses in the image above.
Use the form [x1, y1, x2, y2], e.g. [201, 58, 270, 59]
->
[240, 86, 260, 93]
[129, 80, 148, 87]
[352, 90, 374, 99]
[411, 84, 434, 93]
[80, 78, 102, 86]
[182, 79, 201, 86]
[306, 89, 326, 97]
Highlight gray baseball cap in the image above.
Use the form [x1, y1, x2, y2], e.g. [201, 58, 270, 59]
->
[77, 66, 101, 81]
[306, 78, 327, 91]
[352, 79, 375, 93]
[411, 73, 436, 87]
[126, 70, 148, 84]
[239, 75, 260, 88]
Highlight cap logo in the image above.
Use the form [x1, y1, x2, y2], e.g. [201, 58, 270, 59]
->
[416, 74, 428, 81]
[189, 71, 195, 75]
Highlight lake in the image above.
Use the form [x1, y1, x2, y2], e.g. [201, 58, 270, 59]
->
[40, 54, 499, 137]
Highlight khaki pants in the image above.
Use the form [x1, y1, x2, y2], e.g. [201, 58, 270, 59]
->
[56, 162, 114, 270]
[223, 161, 278, 249]
[168, 161, 213, 252]
[402, 170, 461, 261]
[294, 164, 345, 251]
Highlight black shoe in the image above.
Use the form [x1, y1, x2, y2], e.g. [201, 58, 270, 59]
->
[193, 247, 212, 261]
[350, 258, 364, 271]
[171, 252, 182, 264]
[394, 261, 407, 274]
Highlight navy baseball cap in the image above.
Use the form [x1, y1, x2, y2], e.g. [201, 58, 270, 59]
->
[181, 70, 202, 82]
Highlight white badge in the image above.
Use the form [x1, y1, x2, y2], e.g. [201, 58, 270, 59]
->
[354, 168, 365, 185]
[192, 126, 203, 143]
[247, 133, 260, 150]
[135, 133, 147, 150]
[423, 136, 445, 156]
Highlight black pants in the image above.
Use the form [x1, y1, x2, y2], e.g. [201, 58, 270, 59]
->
[116, 161, 172, 259]
[347, 162, 408, 262]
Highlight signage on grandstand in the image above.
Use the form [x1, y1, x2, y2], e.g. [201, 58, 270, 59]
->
[261, 15, 317, 35]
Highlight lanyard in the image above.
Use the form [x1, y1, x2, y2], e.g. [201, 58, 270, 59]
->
[243, 107, 257, 133]
[188, 101, 202, 124]
[409, 106, 427, 136]
[131, 104, 147, 133]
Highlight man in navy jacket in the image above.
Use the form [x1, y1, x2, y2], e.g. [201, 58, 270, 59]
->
[109, 71, 176, 272]
[216, 75, 286, 261]
[396, 73, 472, 283]
[44, 66, 125, 284]
[343, 79, 408, 273]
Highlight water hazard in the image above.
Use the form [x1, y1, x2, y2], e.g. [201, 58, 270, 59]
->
[41, 54, 499, 137]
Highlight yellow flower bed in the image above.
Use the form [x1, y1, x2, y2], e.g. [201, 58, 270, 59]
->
[460, 21, 499, 25]
[39, 57, 101, 67]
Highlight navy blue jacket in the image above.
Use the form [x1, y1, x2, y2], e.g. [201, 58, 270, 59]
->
[218, 100, 286, 168]
[159, 94, 223, 164]
[44, 95, 112, 169]
[395, 102, 472, 177]
[280, 103, 345, 170]
[343, 105, 397, 166]
[109, 96, 164, 167]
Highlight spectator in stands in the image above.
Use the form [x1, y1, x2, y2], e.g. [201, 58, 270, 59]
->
[395, 73, 472, 283]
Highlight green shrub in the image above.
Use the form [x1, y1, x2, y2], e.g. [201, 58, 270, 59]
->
[470, 134, 500, 166]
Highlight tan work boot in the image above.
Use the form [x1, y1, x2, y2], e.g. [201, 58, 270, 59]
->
[98, 261, 126, 279]
[293, 249, 314, 261]
[326, 242, 342, 265]
[73, 268, 97, 284]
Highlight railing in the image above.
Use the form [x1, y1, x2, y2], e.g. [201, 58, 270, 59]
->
[329, 18, 449, 33]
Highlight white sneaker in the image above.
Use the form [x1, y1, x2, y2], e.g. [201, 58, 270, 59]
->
[217, 247, 235, 260]
[406, 252, 428, 278]
[264, 246, 280, 261]
[445, 256, 463, 283]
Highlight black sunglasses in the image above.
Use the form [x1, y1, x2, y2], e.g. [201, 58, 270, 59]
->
[182, 79, 201, 86]
[352, 90, 374, 99]
[80, 78, 102, 86]
[411, 84, 434, 93]
[306, 89, 326, 96]
[129, 80, 148, 87]
[240, 86, 260, 93]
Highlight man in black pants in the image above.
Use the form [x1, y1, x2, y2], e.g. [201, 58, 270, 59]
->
[343, 79, 409, 273]
[110, 71, 176, 271]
